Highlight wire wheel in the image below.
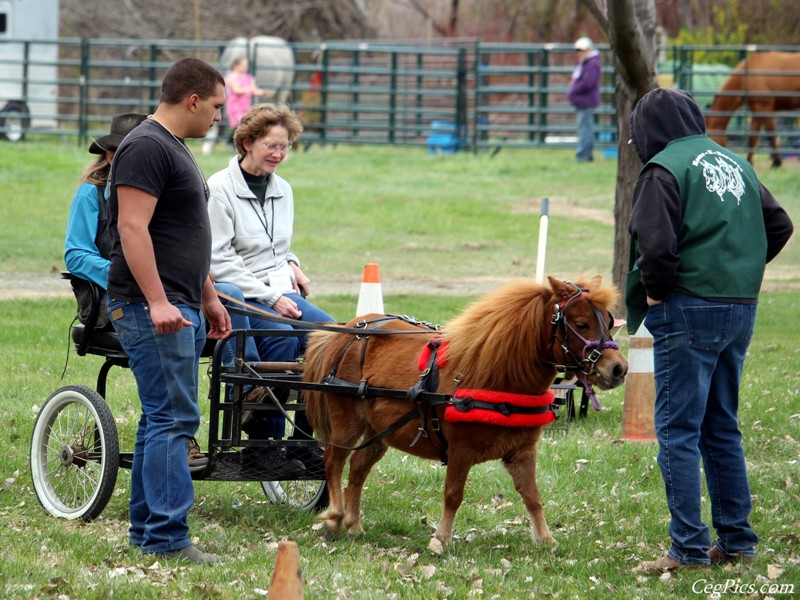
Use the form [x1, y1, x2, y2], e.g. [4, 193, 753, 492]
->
[261, 480, 328, 511]
[30, 385, 119, 520]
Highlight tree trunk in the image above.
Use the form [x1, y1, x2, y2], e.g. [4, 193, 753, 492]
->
[603, 0, 659, 317]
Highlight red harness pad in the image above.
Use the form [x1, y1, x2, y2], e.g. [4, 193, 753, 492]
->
[445, 388, 557, 427]
[417, 337, 448, 370]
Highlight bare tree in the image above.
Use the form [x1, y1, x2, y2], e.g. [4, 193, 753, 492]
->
[61, 0, 374, 42]
[577, 0, 657, 313]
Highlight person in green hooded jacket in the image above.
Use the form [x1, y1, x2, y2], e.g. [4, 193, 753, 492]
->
[626, 87, 793, 574]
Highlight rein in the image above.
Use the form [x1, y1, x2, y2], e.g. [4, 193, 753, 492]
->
[215, 289, 441, 336]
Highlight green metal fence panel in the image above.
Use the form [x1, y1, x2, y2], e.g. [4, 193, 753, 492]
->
[0, 38, 798, 159]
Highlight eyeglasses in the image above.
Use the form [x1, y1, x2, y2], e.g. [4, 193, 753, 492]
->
[261, 142, 292, 153]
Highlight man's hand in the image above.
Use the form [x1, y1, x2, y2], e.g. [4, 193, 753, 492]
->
[201, 276, 232, 339]
[646, 296, 663, 307]
[148, 300, 192, 334]
[204, 297, 232, 340]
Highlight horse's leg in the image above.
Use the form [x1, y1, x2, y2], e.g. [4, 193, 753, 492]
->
[746, 118, 762, 166]
[341, 442, 388, 535]
[318, 443, 350, 535]
[428, 450, 475, 554]
[319, 397, 368, 534]
[764, 116, 783, 168]
[502, 434, 556, 544]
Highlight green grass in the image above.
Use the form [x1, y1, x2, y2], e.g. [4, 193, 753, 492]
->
[7, 140, 798, 290]
[1, 294, 798, 598]
[0, 142, 798, 598]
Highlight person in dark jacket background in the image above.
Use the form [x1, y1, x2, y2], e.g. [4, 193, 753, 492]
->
[627, 87, 793, 574]
[567, 36, 601, 162]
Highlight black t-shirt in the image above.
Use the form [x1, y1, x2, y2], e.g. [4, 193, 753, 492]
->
[107, 119, 211, 308]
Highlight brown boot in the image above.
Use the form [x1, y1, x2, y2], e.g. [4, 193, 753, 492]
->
[636, 554, 707, 575]
[187, 437, 208, 473]
[708, 546, 754, 565]
[241, 386, 268, 433]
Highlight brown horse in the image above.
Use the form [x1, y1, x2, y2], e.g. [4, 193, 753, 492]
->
[705, 51, 800, 168]
[304, 276, 628, 553]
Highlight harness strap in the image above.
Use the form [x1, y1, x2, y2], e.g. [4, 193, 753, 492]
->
[407, 340, 449, 463]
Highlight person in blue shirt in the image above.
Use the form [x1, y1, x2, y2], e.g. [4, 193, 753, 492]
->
[65, 113, 147, 328]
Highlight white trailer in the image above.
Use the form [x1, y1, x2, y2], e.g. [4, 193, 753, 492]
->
[0, 0, 59, 141]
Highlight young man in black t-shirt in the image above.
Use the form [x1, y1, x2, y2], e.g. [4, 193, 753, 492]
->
[108, 58, 230, 565]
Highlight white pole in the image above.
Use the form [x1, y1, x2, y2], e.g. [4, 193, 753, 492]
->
[535, 197, 549, 284]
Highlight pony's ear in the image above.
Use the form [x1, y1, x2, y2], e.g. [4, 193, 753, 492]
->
[547, 276, 574, 302]
[587, 275, 603, 289]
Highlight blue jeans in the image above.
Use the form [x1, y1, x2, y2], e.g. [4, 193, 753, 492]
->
[576, 108, 595, 161]
[244, 293, 335, 438]
[214, 281, 260, 365]
[108, 298, 205, 554]
[645, 293, 759, 564]
[246, 293, 334, 361]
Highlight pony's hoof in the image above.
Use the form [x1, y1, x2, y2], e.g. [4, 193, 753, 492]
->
[536, 534, 557, 545]
[318, 511, 344, 535]
[428, 537, 445, 555]
[322, 519, 343, 535]
[346, 524, 365, 536]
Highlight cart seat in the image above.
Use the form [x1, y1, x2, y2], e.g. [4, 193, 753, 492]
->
[63, 272, 216, 359]
[70, 323, 125, 356]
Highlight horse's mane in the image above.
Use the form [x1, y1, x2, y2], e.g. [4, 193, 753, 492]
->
[442, 277, 617, 394]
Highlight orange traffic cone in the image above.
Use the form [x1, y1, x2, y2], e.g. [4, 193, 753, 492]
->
[621, 322, 657, 442]
[268, 540, 303, 599]
[356, 263, 384, 317]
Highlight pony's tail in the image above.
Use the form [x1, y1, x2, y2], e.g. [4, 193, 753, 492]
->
[303, 330, 336, 443]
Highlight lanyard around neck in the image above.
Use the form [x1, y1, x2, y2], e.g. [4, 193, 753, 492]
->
[251, 197, 277, 260]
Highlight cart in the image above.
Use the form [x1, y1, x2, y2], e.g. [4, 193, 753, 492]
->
[30, 274, 327, 521]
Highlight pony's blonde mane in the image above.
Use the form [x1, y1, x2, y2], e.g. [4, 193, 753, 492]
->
[444, 279, 552, 393]
[442, 277, 617, 393]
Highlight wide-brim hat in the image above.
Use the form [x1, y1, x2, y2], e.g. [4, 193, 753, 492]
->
[89, 113, 148, 154]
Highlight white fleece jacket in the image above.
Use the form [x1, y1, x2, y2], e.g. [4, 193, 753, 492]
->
[207, 155, 300, 307]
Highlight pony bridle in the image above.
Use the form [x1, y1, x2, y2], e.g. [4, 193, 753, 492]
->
[549, 282, 619, 410]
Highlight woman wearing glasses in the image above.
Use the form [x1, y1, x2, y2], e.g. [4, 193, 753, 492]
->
[207, 103, 333, 456]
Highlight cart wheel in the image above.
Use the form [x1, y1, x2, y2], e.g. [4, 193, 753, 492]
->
[30, 385, 120, 520]
[261, 480, 328, 511]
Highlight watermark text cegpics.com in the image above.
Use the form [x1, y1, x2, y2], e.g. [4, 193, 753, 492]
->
[693, 578, 794, 597]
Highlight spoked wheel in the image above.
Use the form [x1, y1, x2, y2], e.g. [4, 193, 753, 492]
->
[30, 385, 119, 520]
[261, 479, 328, 511]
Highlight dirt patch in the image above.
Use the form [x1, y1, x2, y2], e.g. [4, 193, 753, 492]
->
[4, 270, 796, 302]
[0, 272, 515, 301]
[512, 195, 616, 227]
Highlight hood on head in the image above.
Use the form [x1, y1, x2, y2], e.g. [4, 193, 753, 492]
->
[629, 88, 706, 163]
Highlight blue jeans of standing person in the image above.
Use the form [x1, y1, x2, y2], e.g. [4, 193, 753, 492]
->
[576, 108, 595, 162]
[645, 293, 759, 565]
[108, 298, 205, 554]
[245, 293, 335, 438]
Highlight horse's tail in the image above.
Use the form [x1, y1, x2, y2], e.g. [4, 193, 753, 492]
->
[303, 330, 337, 443]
